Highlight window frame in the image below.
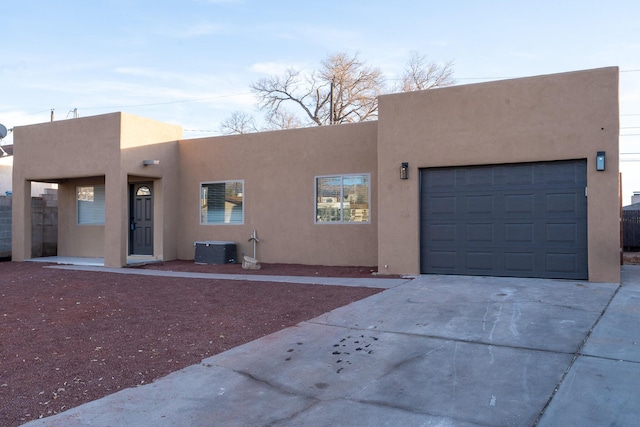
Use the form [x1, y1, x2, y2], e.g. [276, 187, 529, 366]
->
[315, 173, 371, 224]
[76, 185, 105, 225]
[200, 180, 244, 225]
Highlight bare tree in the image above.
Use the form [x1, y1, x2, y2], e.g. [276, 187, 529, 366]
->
[251, 52, 384, 127]
[264, 109, 303, 131]
[219, 111, 258, 135]
[400, 51, 455, 92]
[226, 51, 454, 131]
[319, 53, 384, 125]
[251, 68, 322, 126]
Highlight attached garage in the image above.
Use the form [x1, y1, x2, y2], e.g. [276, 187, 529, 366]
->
[420, 160, 588, 279]
[11, 67, 620, 282]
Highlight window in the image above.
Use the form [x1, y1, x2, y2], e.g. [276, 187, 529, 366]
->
[200, 181, 244, 224]
[77, 186, 105, 225]
[316, 174, 370, 223]
[136, 185, 151, 196]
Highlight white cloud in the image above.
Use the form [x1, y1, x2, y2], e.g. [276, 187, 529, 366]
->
[509, 51, 542, 60]
[429, 40, 453, 48]
[287, 24, 359, 49]
[174, 22, 227, 38]
[114, 67, 156, 78]
[250, 61, 300, 76]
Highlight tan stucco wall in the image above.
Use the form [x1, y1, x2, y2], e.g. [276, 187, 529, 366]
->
[123, 141, 180, 262]
[14, 113, 123, 181]
[57, 177, 105, 258]
[177, 122, 378, 266]
[120, 114, 183, 149]
[12, 113, 122, 261]
[12, 113, 182, 266]
[377, 67, 620, 282]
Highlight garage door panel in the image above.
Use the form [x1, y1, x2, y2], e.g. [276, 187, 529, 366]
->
[505, 194, 535, 213]
[546, 253, 579, 273]
[466, 251, 495, 270]
[504, 223, 534, 243]
[428, 224, 457, 241]
[429, 251, 457, 269]
[420, 160, 587, 279]
[425, 196, 456, 214]
[504, 164, 535, 185]
[546, 192, 580, 213]
[543, 161, 582, 184]
[467, 168, 495, 186]
[425, 169, 457, 189]
[504, 252, 536, 273]
[467, 224, 494, 242]
[466, 195, 494, 214]
[546, 223, 579, 243]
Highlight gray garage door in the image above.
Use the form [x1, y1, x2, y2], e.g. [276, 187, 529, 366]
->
[420, 160, 587, 279]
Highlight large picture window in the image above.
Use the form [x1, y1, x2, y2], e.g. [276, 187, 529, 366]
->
[200, 181, 244, 224]
[77, 186, 105, 225]
[315, 174, 370, 223]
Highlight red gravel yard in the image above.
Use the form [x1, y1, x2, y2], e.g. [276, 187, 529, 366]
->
[0, 261, 385, 426]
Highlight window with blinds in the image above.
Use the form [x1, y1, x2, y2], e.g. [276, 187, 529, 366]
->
[200, 181, 244, 224]
[77, 186, 105, 225]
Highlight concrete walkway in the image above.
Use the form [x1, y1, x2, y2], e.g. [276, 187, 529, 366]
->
[21, 266, 640, 427]
[48, 264, 408, 289]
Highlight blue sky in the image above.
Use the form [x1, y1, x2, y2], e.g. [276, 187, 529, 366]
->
[1, 0, 639, 202]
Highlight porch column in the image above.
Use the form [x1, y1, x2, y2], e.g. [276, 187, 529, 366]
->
[104, 173, 128, 267]
[11, 180, 32, 261]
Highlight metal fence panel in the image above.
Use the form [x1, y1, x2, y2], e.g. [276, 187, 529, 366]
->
[623, 210, 640, 249]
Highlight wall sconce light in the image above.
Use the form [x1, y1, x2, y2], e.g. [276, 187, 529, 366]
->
[596, 151, 605, 171]
[400, 162, 409, 179]
[143, 159, 160, 166]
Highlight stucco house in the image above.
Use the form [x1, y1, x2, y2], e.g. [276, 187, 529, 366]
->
[1, 145, 57, 196]
[12, 67, 621, 282]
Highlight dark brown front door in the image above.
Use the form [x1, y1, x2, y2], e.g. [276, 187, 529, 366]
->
[130, 183, 153, 255]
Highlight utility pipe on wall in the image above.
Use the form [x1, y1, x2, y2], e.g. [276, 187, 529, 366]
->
[248, 229, 259, 259]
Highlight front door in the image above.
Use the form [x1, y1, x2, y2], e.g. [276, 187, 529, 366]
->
[130, 183, 153, 255]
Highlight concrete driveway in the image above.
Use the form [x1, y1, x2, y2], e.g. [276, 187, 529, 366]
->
[22, 266, 640, 426]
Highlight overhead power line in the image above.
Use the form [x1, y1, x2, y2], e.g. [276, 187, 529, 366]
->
[18, 68, 640, 118]
[184, 129, 219, 133]
[79, 93, 252, 111]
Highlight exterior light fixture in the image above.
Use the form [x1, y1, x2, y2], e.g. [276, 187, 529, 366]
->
[596, 151, 605, 171]
[400, 162, 409, 179]
[143, 160, 160, 166]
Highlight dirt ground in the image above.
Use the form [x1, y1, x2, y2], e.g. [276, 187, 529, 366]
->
[0, 261, 386, 427]
[624, 252, 640, 265]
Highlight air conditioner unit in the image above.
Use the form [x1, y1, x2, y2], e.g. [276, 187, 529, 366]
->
[194, 241, 237, 264]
